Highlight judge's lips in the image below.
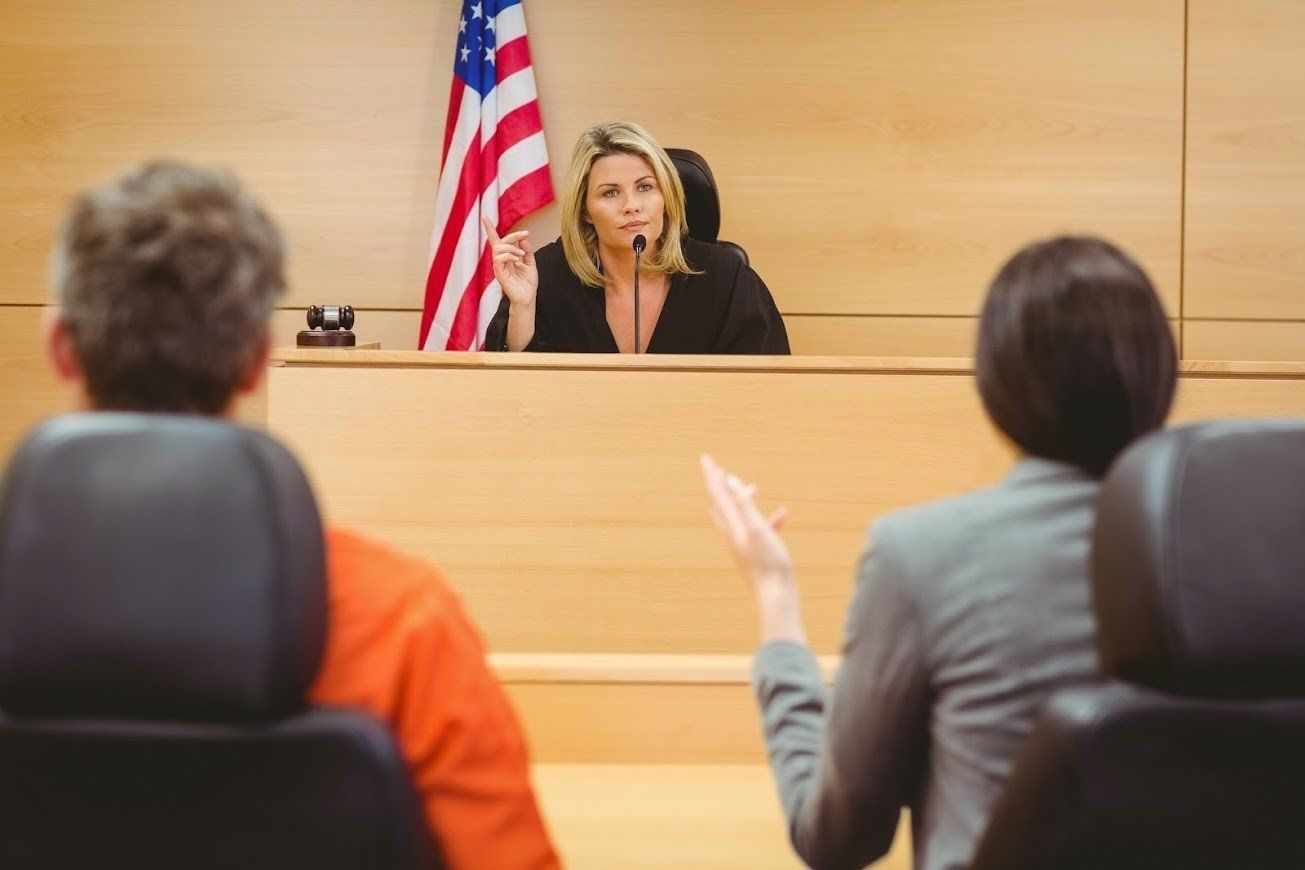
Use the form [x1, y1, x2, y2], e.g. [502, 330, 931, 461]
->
[619, 220, 648, 232]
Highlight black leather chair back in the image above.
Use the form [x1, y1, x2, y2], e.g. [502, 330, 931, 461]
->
[0, 414, 435, 870]
[971, 419, 1305, 869]
[666, 148, 750, 267]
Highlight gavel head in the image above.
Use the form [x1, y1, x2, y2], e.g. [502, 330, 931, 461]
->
[306, 305, 355, 331]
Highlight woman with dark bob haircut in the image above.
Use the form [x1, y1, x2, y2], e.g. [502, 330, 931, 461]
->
[701, 236, 1177, 870]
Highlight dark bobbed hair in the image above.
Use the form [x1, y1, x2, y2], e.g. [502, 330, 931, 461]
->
[975, 236, 1177, 478]
[52, 161, 286, 415]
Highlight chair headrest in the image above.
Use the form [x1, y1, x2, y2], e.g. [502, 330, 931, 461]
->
[0, 414, 326, 721]
[666, 148, 721, 243]
[1092, 418, 1305, 698]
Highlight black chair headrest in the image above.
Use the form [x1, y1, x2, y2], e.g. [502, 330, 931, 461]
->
[0, 414, 326, 721]
[1092, 418, 1305, 698]
[666, 148, 721, 243]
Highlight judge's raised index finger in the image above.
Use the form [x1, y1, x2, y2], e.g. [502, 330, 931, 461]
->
[480, 215, 502, 245]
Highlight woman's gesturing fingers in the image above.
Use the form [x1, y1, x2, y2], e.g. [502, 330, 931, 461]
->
[699, 454, 795, 585]
[702, 455, 746, 545]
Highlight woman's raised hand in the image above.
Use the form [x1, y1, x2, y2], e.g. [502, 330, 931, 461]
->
[700, 454, 804, 643]
[483, 216, 538, 308]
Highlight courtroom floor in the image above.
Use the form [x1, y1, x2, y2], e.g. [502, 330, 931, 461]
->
[533, 764, 912, 869]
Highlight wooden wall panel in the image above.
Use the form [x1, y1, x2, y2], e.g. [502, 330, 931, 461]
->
[1171, 370, 1305, 424]
[508, 682, 766, 764]
[1185, 1, 1305, 320]
[2, 0, 1184, 325]
[0, 307, 75, 460]
[531, 766, 915, 870]
[785, 316, 977, 358]
[266, 360, 1016, 654]
[265, 355, 1305, 656]
[1184, 320, 1305, 363]
[1, 302, 266, 462]
[1, 0, 455, 309]
[495, 652, 837, 763]
[524, 0, 1184, 317]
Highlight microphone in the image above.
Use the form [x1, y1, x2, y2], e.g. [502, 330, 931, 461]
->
[632, 234, 647, 354]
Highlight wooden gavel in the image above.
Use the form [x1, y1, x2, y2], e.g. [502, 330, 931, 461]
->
[306, 305, 355, 332]
[297, 305, 357, 347]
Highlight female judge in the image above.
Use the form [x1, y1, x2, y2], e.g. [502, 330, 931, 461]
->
[483, 121, 789, 354]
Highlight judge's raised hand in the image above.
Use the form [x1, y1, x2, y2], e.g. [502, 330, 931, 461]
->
[700, 454, 805, 644]
[483, 216, 537, 308]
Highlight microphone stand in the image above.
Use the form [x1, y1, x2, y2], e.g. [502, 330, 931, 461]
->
[632, 234, 647, 354]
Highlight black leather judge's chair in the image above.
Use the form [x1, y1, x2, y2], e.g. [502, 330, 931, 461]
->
[0, 414, 436, 870]
[970, 419, 1305, 870]
[665, 148, 750, 268]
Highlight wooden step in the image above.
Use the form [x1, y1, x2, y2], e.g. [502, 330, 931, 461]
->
[532, 764, 912, 870]
[494, 653, 838, 764]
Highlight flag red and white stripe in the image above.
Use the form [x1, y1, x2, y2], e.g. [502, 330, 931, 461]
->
[419, 0, 553, 351]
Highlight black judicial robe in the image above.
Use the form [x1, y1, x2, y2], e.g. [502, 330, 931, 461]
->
[483, 236, 790, 354]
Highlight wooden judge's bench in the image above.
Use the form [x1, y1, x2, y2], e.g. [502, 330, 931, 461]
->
[256, 350, 1305, 868]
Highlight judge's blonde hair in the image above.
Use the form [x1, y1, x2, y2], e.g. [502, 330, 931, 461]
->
[560, 121, 698, 288]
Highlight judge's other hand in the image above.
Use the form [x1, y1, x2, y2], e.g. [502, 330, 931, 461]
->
[483, 216, 537, 308]
[700, 454, 804, 644]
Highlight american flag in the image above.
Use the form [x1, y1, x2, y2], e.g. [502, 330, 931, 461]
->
[419, 0, 553, 351]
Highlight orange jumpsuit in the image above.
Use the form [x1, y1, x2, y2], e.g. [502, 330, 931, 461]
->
[308, 527, 559, 869]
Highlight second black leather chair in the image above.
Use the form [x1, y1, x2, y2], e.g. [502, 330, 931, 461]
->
[971, 419, 1305, 869]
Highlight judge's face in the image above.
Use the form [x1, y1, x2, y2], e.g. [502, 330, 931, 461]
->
[584, 153, 665, 258]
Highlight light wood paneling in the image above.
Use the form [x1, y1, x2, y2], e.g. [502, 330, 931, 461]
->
[3, 0, 1183, 329]
[533, 765, 912, 870]
[1183, 320, 1305, 363]
[496, 653, 835, 763]
[523, 0, 1184, 316]
[266, 357, 1015, 653]
[0, 303, 274, 458]
[785, 316, 977, 357]
[1, 0, 455, 310]
[1171, 370, 1305, 424]
[0, 307, 75, 461]
[265, 353, 1305, 655]
[509, 682, 767, 764]
[1185, 1, 1305, 319]
[493, 652, 839, 686]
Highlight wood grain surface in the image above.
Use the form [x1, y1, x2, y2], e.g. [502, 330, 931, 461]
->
[1185, 0, 1305, 320]
[2, 1, 1183, 324]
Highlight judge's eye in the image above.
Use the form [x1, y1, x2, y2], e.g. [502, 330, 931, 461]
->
[637, 182, 654, 192]
[601, 188, 620, 197]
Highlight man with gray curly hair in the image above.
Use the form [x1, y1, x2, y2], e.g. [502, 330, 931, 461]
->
[49, 161, 284, 415]
[44, 161, 559, 870]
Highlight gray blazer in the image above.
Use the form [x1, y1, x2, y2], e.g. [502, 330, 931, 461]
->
[753, 458, 1100, 870]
